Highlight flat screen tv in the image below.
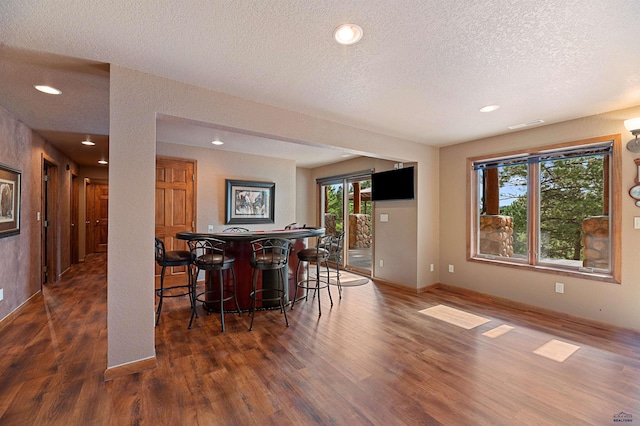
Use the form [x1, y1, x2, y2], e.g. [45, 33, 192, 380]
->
[371, 166, 415, 201]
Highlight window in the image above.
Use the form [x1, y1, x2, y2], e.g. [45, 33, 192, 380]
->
[469, 135, 621, 282]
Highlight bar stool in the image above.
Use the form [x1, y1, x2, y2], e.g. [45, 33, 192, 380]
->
[291, 234, 333, 315]
[188, 237, 241, 331]
[154, 237, 194, 326]
[319, 231, 345, 298]
[248, 238, 292, 331]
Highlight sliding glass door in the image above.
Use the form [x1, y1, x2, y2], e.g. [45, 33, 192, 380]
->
[318, 171, 372, 275]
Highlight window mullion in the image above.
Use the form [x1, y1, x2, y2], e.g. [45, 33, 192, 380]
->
[528, 162, 540, 266]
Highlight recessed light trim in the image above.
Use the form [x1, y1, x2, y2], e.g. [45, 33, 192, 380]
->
[98, 160, 108, 165]
[334, 24, 363, 45]
[480, 104, 500, 113]
[211, 140, 224, 145]
[81, 140, 95, 146]
[34, 85, 62, 95]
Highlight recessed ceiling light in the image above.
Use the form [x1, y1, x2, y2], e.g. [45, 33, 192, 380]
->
[341, 154, 352, 158]
[98, 160, 108, 165]
[34, 85, 62, 95]
[81, 140, 95, 146]
[212, 140, 224, 145]
[480, 104, 500, 113]
[334, 24, 363, 45]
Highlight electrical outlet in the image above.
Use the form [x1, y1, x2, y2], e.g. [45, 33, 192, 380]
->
[430, 264, 434, 272]
[635, 217, 640, 229]
[0, 288, 3, 302]
[555, 282, 564, 294]
[448, 264, 454, 273]
[379, 259, 384, 267]
[208, 225, 214, 233]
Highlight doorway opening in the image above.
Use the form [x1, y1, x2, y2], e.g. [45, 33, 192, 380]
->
[318, 170, 373, 275]
[42, 158, 58, 284]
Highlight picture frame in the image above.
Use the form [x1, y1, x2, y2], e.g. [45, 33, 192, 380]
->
[0, 162, 21, 238]
[225, 180, 275, 224]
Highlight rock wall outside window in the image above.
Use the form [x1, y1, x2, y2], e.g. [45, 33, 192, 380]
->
[479, 215, 514, 257]
[349, 214, 372, 249]
[582, 216, 609, 269]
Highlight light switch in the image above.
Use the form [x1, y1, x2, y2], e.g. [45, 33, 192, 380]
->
[380, 214, 389, 222]
[634, 217, 640, 229]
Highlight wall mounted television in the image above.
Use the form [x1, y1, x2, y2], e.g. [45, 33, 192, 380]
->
[371, 166, 415, 201]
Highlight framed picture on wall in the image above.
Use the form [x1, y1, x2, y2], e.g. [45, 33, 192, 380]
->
[225, 180, 275, 224]
[0, 162, 21, 238]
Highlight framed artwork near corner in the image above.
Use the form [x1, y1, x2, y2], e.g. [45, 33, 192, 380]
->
[0, 162, 21, 238]
[225, 179, 275, 224]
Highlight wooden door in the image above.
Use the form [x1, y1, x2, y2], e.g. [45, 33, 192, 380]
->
[71, 174, 79, 264]
[155, 157, 196, 287]
[93, 183, 109, 253]
[42, 159, 58, 284]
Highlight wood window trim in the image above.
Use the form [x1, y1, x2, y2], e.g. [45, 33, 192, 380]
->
[466, 134, 621, 284]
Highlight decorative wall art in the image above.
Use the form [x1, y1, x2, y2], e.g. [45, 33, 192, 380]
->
[0, 163, 21, 238]
[225, 180, 275, 224]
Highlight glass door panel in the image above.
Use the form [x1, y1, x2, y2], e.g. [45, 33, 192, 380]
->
[346, 177, 372, 273]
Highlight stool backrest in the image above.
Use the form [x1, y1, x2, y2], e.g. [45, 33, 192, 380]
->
[223, 227, 249, 232]
[154, 237, 166, 263]
[250, 238, 292, 268]
[188, 237, 227, 269]
[314, 234, 334, 261]
[328, 231, 345, 263]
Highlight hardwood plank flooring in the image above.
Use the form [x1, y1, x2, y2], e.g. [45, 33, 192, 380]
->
[0, 254, 639, 425]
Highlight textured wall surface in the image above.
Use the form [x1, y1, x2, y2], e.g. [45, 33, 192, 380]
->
[0, 106, 76, 321]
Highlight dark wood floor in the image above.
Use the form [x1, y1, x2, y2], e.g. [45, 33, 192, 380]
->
[1, 254, 639, 425]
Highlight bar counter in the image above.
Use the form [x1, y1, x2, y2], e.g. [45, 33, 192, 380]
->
[176, 227, 324, 310]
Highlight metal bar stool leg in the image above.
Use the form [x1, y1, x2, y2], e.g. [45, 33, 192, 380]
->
[249, 269, 258, 331]
[316, 260, 322, 315]
[218, 269, 225, 332]
[280, 268, 289, 327]
[155, 265, 166, 326]
[325, 260, 333, 307]
[188, 266, 200, 329]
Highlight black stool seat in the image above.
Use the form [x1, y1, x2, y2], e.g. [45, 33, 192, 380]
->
[188, 237, 241, 331]
[296, 247, 329, 261]
[155, 237, 194, 326]
[291, 234, 333, 316]
[248, 238, 292, 331]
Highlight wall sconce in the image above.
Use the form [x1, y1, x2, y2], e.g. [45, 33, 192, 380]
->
[624, 117, 640, 152]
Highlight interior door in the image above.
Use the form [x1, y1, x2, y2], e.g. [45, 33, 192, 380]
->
[155, 157, 196, 287]
[70, 174, 79, 264]
[93, 183, 109, 253]
[41, 159, 59, 284]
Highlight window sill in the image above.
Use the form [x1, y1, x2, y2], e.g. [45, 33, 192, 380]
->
[468, 256, 619, 284]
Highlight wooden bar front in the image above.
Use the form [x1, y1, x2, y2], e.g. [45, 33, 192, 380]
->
[176, 228, 324, 311]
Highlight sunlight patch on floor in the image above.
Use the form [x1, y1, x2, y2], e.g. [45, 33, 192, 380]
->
[533, 339, 580, 362]
[419, 304, 491, 329]
[482, 324, 514, 338]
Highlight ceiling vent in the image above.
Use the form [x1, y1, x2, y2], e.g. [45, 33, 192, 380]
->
[508, 119, 545, 130]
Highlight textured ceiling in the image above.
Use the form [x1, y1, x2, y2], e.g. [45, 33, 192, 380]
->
[1, 0, 640, 166]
